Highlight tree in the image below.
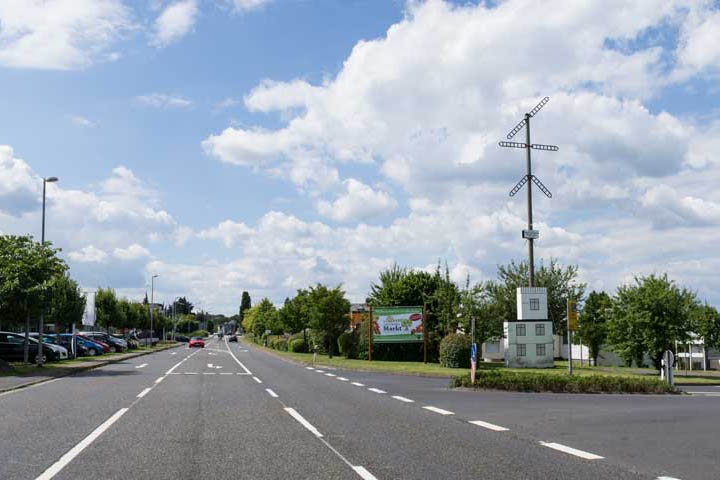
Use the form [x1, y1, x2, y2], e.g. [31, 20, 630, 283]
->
[608, 274, 696, 370]
[250, 298, 279, 339]
[0, 235, 67, 365]
[279, 289, 310, 351]
[95, 288, 123, 332]
[430, 262, 461, 336]
[691, 303, 720, 351]
[239, 291, 251, 324]
[576, 291, 612, 366]
[307, 284, 351, 358]
[487, 259, 587, 336]
[457, 276, 504, 345]
[175, 297, 194, 315]
[47, 273, 86, 332]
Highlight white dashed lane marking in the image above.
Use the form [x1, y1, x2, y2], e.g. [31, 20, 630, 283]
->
[135, 363, 148, 369]
[284, 408, 323, 438]
[422, 406, 454, 415]
[253, 376, 263, 384]
[468, 420, 509, 431]
[136, 388, 152, 398]
[367, 388, 386, 394]
[325, 373, 337, 377]
[351, 382, 365, 387]
[337, 377, 349, 381]
[539, 442, 604, 460]
[266, 388, 279, 398]
[154, 376, 165, 384]
[391, 395, 414, 403]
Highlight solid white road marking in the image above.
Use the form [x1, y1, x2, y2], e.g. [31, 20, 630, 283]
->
[203, 373, 216, 375]
[422, 406, 454, 415]
[391, 395, 414, 403]
[656, 477, 682, 480]
[225, 340, 253, 374]
[469, 420, 509, 431]
[352, 466, 378, 480]
[135, 363, 148, 369]
[367, 388, 386, 394]
[253, 376, 262, 384]
[687, 391, 720, 396]
[325, 373, 337, 377]
[337, 377, 349, 381]
[266, 388, 278, 398]
[220, 372, 232, 375]
[137, 388, 152, 398]
[35, 408, 129, 480]
[284, 408, 323, 438]
[154, 376, 165, 384]
[351, 382, 365, 387]
[539, 442, 604, 460]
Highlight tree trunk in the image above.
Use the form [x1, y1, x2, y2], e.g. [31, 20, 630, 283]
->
[328, 336, 333, 359]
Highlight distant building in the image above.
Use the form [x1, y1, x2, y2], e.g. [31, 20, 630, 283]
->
[349, 304, 369, 329]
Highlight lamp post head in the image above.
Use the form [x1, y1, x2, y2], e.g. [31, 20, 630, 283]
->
[45, 177, 59, 183]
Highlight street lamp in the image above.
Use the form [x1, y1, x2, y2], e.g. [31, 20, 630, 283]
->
[37, 176, 58, 366]
[149, 274, 158, 346]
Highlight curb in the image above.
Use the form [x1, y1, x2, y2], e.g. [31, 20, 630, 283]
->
[0, 343, 182, 395]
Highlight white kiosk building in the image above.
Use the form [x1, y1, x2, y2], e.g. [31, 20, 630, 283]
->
[504, 287, 554, 368]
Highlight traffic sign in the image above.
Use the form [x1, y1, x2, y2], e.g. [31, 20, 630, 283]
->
[567, 299, 579, 331]
[522, 229, 539, 240]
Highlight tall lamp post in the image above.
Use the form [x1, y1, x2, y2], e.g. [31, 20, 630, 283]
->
[149, 274, 158, 346]
[37, 176, 58, 366]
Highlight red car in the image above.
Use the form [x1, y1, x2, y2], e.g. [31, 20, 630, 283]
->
[76, 334, 111, 353]
[189, 337, 205, 348]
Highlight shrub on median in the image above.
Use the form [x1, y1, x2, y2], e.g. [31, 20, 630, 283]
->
[451, 370, 679, 394]
[288, 338, 306, 352]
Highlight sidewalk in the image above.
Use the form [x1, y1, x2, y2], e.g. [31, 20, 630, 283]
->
[0, 343, 182, 394]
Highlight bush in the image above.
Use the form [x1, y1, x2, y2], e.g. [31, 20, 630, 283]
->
[338, 331, 359, 359]
[288, 338, 306, 352]
[451, 370, 679, 394]
[308, 329, 328, 354]
[439, 333, 471, 368]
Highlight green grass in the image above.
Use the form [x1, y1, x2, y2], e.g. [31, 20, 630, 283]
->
[241, 337, 720, 385]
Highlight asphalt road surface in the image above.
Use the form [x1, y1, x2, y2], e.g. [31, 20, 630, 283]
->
[1, 336, 718, 480]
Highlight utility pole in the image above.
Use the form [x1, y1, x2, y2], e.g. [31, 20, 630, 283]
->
[500, 97, 557, 287]
[150, 274, 158, 346]
[37, 176, 58, 366]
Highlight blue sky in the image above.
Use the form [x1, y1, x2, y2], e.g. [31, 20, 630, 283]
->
[1, 0, 720, 313]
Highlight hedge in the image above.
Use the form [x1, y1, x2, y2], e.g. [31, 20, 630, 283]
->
[451, 370, 679, 394]
[288, 338, 306, 352]
[337, 331, 359, 359]
[439, 333, 471, 368]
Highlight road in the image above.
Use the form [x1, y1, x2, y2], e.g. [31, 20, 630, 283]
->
[1, 336, 717, 480]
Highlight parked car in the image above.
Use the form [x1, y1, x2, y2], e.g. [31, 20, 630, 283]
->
[80, 332, 127, 353]
[37, 334, 82, 359]
[175, 335, 190, 343]
[189, 337, 205, 348]
[75, 334, 110, 353]
[47, 334, 105, 357]
[0, 332, 67, 362]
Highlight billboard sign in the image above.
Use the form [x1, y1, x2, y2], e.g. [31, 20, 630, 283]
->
[372, 306, 423, 343]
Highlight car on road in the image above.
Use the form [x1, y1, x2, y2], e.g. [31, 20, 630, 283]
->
[189, 337, 205, 348]
[228, 335, 237, 342]
[174, 335, 190, 342]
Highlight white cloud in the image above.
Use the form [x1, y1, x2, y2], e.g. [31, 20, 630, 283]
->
[317, 178, 397, 222]
[0, 0, 131, 70]
[640, 184, 720, 227]
[113, 243, 151, 260]
[224, 0, 272, 13]
[0, 146, 40, 215]
[135, 93, 192, 108]
[198, 220, 255, 247]
[68, 245, 108, 263]
[150, 0, 198, 48]
[172, 225, 194, 247]
[68, 115, 96, 128]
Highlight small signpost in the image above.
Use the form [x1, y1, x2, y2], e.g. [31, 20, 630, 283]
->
[470, 342, 477, 383]
[567, 299, 579, 374]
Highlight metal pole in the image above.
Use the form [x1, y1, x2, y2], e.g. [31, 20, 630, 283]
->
[423, 304, 428, 364]
[525, 113, 534, 287]
[567, 324, 573, 375]
[150, 277, 155, 347]
[37, 178, 47, 366]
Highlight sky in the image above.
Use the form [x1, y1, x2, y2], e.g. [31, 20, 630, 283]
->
[1, 0, 720, 314]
